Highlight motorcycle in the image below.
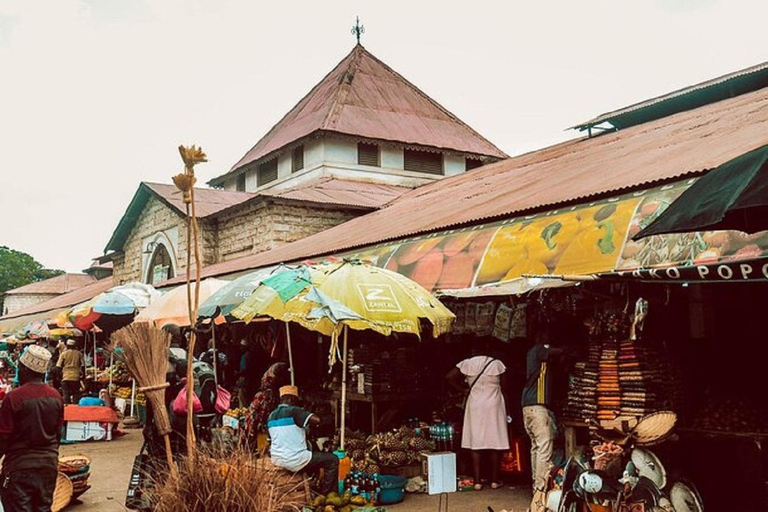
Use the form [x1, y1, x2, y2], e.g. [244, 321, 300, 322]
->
[546, 411, 704, 512]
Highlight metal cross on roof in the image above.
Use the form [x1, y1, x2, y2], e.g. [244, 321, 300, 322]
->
[351, 16, 365, 44]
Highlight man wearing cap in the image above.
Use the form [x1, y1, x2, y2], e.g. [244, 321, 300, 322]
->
[267, 386, 338, 494]
[57, 339, 84, 404]
[0, 345, 64, 511]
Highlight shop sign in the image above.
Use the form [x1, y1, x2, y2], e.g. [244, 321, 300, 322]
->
[609, 257, 768, 282]
[342, 178, 768, 292]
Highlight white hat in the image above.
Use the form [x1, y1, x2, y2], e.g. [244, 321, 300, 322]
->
[66, 339, 76, 347]
[20, 345, 52, 374]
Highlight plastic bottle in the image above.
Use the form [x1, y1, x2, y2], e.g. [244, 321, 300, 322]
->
[336, 451, 351, 494]
[350, 472, 360, 495]
[447, 423, 455, 452]
[373, 473, 381, 504]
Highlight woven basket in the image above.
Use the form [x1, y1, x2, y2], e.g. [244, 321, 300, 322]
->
[52, 472, 73, 512]
[631, 411, 677, 446]
[59, 454, 92, 473]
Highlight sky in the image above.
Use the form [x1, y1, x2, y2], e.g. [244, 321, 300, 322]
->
[1, 0, 767, 273]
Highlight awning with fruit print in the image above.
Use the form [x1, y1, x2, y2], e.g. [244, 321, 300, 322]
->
[341, 177, 768, 293]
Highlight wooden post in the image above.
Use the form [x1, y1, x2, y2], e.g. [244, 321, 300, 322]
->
[340, 326, 348, 450]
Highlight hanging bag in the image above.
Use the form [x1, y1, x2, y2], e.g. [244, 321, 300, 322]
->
[214, 385, 231, 415]
[461, 356, 497, 409]
[172, 384, 202, 416]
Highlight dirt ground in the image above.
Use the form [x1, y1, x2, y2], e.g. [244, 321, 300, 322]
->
[60, 431, 532, 512]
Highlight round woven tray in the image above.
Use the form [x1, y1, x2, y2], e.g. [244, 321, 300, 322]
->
[632, 411, 677, 446]
[59, 454, 92, 472]
[52, 472, 73, 512]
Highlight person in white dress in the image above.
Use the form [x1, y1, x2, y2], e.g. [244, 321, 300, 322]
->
[447, 344, 510, 490]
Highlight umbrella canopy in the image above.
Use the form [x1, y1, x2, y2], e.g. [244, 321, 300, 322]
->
[197, 266, 283, 319]
[635, 144, 768, 239]
[135, 278, 227, 328]
[232, 260, 455, 344]
[17, 320, 49, 339]
[68, 282, 161, 330]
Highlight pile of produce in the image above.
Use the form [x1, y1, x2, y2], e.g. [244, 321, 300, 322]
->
[111, 386, 133, 400]
[334, 427, 434, 470]
[224, 408, 248, 422]
[109, 361, 131, 383]
[308, 491, 379, 512]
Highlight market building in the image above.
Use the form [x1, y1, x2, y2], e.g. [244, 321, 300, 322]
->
[99, 44, 506, 287]
[1, 272, 96, 315]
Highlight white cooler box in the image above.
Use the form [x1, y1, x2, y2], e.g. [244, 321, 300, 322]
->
[421, 452, 457, 495]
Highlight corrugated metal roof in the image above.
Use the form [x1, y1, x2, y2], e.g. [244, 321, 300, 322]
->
[0, 277, 114, 321]
[144, 182, 256, 218]
[211, 45, 507, 185]
[573, 61, 768, 132]
[161, 83, 768, 285]
[4, 273, 96, 296]
[259, 177, 410, 209]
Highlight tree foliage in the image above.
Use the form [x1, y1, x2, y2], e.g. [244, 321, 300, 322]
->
[0, 246, 65, 298]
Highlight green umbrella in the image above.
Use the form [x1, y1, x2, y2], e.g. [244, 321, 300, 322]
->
[197, 266, 282, 319]
[635, 144, 768, 239]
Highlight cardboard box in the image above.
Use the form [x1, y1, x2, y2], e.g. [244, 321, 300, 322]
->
[420, 452, 457, 495]
[64, 421, 113, 442]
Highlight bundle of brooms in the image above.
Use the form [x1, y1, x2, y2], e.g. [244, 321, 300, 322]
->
[111, 322, 175, 473]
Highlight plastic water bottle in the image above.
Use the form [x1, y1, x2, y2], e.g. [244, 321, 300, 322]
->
[447, 423, 455, 452]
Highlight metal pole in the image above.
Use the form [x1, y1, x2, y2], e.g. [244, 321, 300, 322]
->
[286, 323, 295, 386]
[340, 325, 348, 450]
[109, 350, 113, 390]
[211, 322, 218, 388]
[130, 378, 136, 417]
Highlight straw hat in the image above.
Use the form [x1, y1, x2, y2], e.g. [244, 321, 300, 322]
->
[20, 345, 52, 374]
[279, 385, 299, 398]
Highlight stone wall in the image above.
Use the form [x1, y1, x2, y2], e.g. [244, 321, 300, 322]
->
[2, 294, 58, 315]
[217, 198, 361, 261]
[111, 197, 219, 285]
[112, 196, 363, 284]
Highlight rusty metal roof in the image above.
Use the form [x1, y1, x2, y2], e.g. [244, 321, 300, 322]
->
[161, 83, 768, 285]
[144, 182, 256, 218]
[259, 177, 410, 209]
[573, 61, 768, 132]
[0, 277, 114, 321]
[211, 45, 507, 185]
[4, 273, 97, 296]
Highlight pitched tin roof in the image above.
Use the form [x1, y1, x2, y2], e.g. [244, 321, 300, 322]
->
[161, 81, 768, 284]
[259, 177, 409, 209]
[4, 273, 97, 296]
[0, 277, 114, 321]
[211, 45, 507, 185]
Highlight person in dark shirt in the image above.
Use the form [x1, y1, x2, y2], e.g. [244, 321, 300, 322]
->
[0, 344, 64, 512]
[522, 339, 564, 512]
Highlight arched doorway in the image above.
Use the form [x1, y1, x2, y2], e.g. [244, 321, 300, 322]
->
[147, 243, 174, 285]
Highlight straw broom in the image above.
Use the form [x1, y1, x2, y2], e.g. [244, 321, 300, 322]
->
[112, 322, 176, 475]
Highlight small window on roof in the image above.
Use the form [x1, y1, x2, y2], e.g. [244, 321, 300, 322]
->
[357, 142, 379, 167]
[404, 149, 443, 175]
[258, 159, 278, 186]
[292, 145, 304, 173]
[466, 158, 484, 171]
[236, 174, 246, 192]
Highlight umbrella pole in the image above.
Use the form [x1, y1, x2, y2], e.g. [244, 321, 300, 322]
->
[109, 350, 113, 390]
[211, 323, 218, 387]
[286, 323, 295, 386]
[130, 378, 136, 418]
[340, 325, 348, 451]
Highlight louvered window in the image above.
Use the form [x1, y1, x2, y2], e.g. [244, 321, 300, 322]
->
[236, 174, 246, 191]
[466, 158, 483, 171]
[258, 159, 278, 186]
[357, 142, 379, 166]
[404, 149, 443, 175]
[292, 145, 304, 173]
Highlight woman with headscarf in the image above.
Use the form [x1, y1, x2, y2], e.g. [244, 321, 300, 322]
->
[244, 362, 289, 449]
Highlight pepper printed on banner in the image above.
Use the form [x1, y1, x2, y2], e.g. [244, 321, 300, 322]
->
[343, 178, 768, 291]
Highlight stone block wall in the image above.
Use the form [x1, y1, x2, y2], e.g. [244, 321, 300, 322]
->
[112, 197, 218, 285]
[2, 294, 57, 315]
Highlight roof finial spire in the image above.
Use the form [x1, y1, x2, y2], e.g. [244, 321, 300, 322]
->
[351, 16, 365, 45]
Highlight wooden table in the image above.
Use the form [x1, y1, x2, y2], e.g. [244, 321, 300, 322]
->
[331, 391, 432, 434]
